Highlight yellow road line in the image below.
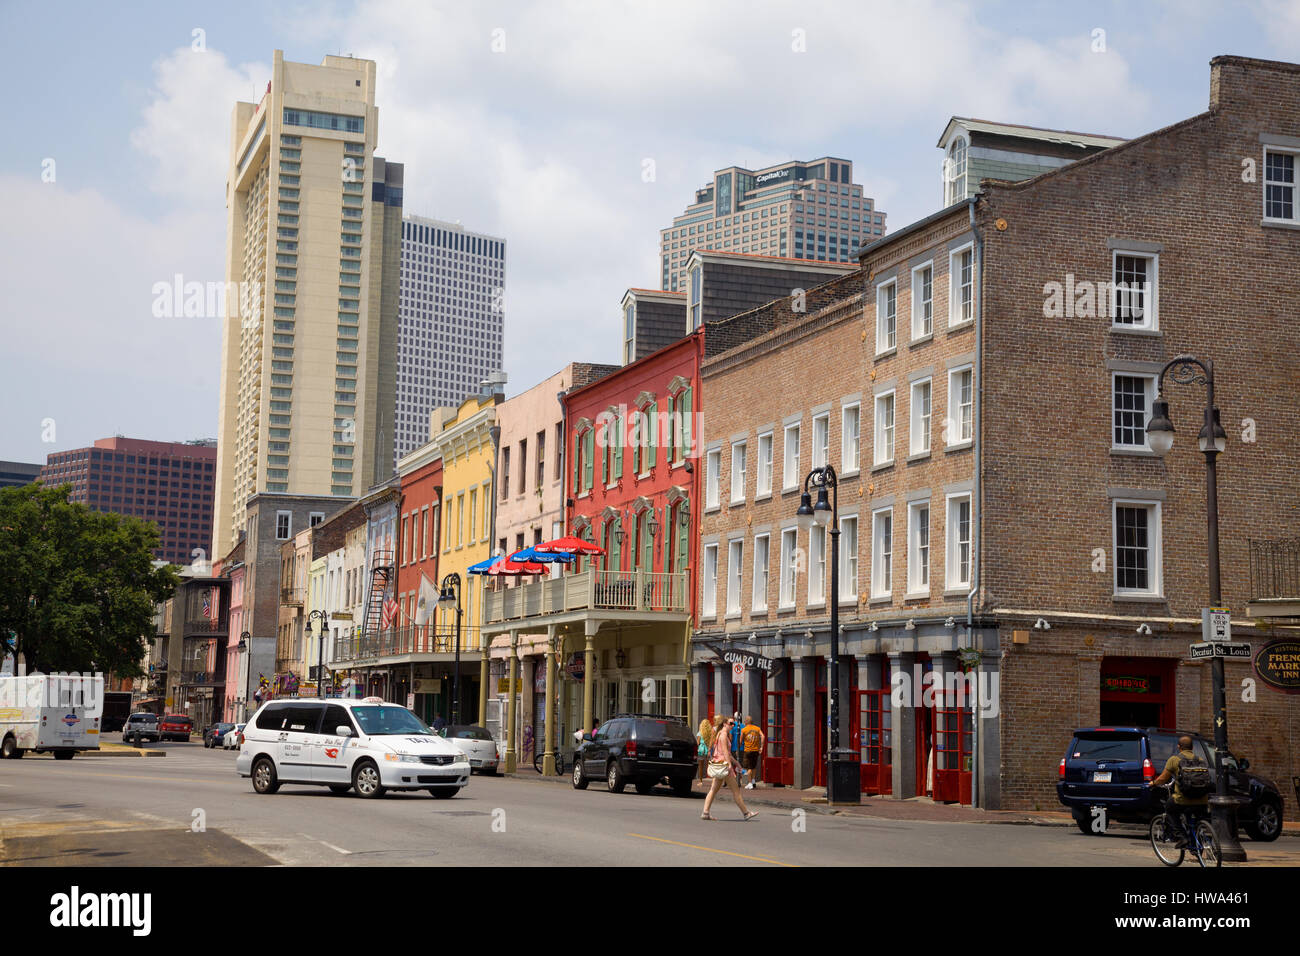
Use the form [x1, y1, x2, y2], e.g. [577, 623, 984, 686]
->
[626, 832, 797, 867]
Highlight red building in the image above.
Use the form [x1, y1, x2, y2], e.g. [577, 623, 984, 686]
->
[396, 445, 443, 650]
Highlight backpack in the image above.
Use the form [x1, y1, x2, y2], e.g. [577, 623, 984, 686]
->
[1175, 751, 1214, 799]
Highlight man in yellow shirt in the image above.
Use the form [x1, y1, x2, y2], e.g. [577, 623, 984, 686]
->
[739, 715, 765, 789]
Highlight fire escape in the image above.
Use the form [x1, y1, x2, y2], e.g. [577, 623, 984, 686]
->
[362, 550, 396, 653]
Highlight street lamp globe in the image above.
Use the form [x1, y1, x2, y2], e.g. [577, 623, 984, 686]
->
[1198, 409, 1227, 454]
[796, 492, 816, 532]
[1146, 398, 1175, 457]
[437, 586, 455, 610]
[813, 486, 832, 527]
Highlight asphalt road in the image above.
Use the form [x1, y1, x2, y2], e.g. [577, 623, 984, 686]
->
[0, 744, 1290, 867]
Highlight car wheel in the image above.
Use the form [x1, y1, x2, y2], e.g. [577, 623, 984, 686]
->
[252, 756, 280, 794]
[1, 735, 21, 759]
[54, 750, 74, 761]
[328, 784, 351, 795]
[1073, 810, 1098, 835]
[607, 761, 626, 794]
[429, 788, 459, 799]
[352, 760, 386, 799]
[671, 777, 693, 797]
[1246, 799, 1282, 842]
[572, 758, 589, 790]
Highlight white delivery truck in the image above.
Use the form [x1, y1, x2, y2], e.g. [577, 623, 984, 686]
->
[0, 674, 104, 760]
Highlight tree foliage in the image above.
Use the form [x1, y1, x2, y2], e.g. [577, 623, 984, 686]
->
[0, 484, 177, 676]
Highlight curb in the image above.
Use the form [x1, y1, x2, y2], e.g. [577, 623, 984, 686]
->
[85, 746, 167, 758]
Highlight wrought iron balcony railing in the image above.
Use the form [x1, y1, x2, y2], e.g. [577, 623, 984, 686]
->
[483, 569, 688, 625]
[1248, 537, 1300, 603]
[331, 624, 483, 664]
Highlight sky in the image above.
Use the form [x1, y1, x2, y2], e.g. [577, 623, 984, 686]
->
[0, 0, 1295, 464]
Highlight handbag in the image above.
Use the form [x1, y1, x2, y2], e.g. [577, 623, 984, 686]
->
[707, 760, 730, 779]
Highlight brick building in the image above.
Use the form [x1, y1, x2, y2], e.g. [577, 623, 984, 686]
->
[693, 55, 1300, 818]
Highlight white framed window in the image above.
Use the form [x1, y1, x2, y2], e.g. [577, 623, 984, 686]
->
[1112, 374, 1157, 451]
[276, 511, 292, 540]
[730, 441, 747, 504]
[783, 422, 801, 490]
[778, 528, 798, 608]
[808, 524, 827, 606]
[1263, 147, 1298, 223]
[945, 494, 972, 591]
[907, 501, 930, 596]
[812, 413, 830, 469]
[623, 302, 636, 364]
[756, 431, 773, 497]
[839, 515, 858, 601]
[944, 137, 967, 206]
[873, 392, 895, 466]
[871, 508, 892, 599]
[702, 543, 718, 618]
[1111, 250, 1158, 330]
[911, 262, 933, 339]
[689, 264, 703, 330]
[752, 534, 770, 613]
[1113, 500, 1162, 598]
[309, 512, 324, 527]
[841, 404, 860, 473]
[946, 366, 973, 447]
[705, 448, 721, 509]
[949, 243, 974, 326]
[726, 538, 744, 616]
[910, 378, 932, 456]
[876, 280, 897, 353]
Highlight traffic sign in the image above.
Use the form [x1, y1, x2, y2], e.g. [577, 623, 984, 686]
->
[731, 661, 745, 681]
[1202, 607, 1231, 642]
[1189, 641, 1251, 660]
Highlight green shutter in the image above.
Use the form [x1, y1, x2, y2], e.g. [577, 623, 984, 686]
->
[647, 402, 658, 469]
[599, 423, 608, 486]
[632, 411, 641, 474]
[614, 414, 624, 479]
[662, 505, 672, 572]
[583, 431, 593, 491]
[682, 387, 693, 461]
[572, 433, 580, 497]
[677, 507, 689, 574]
[642, 514, 654, 570]
[610, 517, 622, 573]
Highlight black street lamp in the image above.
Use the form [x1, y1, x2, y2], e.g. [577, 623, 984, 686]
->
[237, 630, 251, 719]
[1145, 353, 1244, 862]
[305, 610, 329, 699]
[795, 465, 858, 804]
[437, 573, 463, 724]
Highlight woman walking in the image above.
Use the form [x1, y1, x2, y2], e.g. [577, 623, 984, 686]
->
[701, 714, 758, 821]
[696, 718, 713, 782]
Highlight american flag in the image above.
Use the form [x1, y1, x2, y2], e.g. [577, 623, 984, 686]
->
[381, 596, 399, 630]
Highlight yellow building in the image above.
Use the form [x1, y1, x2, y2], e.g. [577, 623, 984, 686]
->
[428, 392, 501, 722]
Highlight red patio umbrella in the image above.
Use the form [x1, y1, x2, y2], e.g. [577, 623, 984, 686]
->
[486, 555, 549, 575]
[534, 535, 605, 556]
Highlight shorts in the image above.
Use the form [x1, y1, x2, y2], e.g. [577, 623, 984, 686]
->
[741, 751, 759, 771]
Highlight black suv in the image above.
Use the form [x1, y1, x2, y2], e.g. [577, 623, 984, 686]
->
[572, 714, 697, 796]
[1057, 726, 1284, 841]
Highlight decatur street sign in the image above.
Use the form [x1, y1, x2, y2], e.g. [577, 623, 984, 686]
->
[1188, 641, 1251, 661]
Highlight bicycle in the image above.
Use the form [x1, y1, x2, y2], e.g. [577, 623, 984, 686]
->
[1149, 787, 1221, 868]
[533, 749, 567, 775]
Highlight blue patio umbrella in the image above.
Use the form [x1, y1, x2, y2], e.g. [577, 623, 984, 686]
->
[467, 556, 498, 575]
[510, 546, 575, 564]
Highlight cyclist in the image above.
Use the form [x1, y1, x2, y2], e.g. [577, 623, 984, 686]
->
[1147, 734, 1210, 847]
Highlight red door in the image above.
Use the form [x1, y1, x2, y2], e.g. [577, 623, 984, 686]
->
[813, 660, 858, 788]
[933, 696, 972, 804]
[762, 690, 793, 786]
[854, 689, 893, 794]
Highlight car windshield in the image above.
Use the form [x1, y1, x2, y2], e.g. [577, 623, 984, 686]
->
[447, 726, 492, 740]
[131, 714, 157, 723]
[632, 719, 694, 743]
[350, 706, 434, 736]
[1071, 734, 1142, 761]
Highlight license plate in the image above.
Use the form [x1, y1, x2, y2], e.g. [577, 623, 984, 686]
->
[1093, 771, 1112, 783]
[659, 750, 672, 759]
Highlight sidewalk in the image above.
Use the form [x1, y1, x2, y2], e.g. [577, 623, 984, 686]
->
[507, 767, 1299, 835]
[81, 742, 167, 758]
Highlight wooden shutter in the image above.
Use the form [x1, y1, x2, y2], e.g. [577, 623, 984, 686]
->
[663, 504, 673, 572]
[647, 402, 658, 469]
[614, 414, 623, 479]
[609, 516, 622, 573]
[682, 387, 693, 461]
[583, 430, 594, 491]
[573, 433, 581, 495]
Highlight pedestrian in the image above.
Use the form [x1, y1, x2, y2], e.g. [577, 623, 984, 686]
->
[432, 713, 446, 734]
[729, 711, 744, 784]
[696, 717, 713, 782]
[701, 714, 758, 821]
[739, 714, 765, 789]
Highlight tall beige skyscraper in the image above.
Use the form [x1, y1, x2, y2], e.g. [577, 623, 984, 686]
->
[213, 51, 402, 559]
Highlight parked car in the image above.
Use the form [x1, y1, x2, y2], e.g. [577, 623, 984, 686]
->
[222, 724, 246, 749]
[122, 712, 160, 744]
[204, 722, 235, 749]
[572, 714, 697, 796]
[159, 714, 194, 742]
[235, 697, 469, 798]
[441, 725, 500, 774]
[1057, 726, 1285, 841]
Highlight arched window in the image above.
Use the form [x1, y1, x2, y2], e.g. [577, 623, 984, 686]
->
[945, 137, 967, 206]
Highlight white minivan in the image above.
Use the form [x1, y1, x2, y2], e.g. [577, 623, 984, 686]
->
[236, 697, 469, 799]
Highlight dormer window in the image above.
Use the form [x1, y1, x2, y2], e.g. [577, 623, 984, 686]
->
[689, 265, 702, 330]
[623, 303, 636, 364]
[944, 136, 967, 206]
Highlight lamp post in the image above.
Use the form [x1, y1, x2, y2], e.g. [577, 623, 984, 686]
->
[305, 610, 329, 699]
[237, 631, 250, 721]
[795, 465, 858, 804]
[1144, 353, 1245, 862]
[437, 573, 463, 724]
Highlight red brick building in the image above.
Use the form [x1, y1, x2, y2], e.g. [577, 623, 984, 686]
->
[396, 446, 443, 646]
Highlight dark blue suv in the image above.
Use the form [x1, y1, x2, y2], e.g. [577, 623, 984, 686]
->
[1057, 727, 1284, 841]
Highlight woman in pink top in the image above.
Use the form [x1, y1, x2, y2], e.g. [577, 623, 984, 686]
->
[701, 714, 758, 821]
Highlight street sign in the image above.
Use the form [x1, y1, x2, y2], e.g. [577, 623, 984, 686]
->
[1202, 607, 1231, 642]
[731, 661, 745, 681]
[1189, 641, 1251, 660]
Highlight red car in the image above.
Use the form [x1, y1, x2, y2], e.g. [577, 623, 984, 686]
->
[159, 714, 194, 743]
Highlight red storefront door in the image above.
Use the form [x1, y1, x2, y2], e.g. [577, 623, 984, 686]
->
[854, 689, 893, 794]
[932, 697, 972, 804]
[762, 690, 794, 786]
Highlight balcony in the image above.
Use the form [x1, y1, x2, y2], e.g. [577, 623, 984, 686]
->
[280, 587, 304, 606]
[1247, 537, 1300, 619]
[483, 569, 688, 629]
[332, 624, 483, 665]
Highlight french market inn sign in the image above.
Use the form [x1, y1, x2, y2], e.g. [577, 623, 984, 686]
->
[704, 643, 775, 676]
[1254, 640, 1300, 694]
